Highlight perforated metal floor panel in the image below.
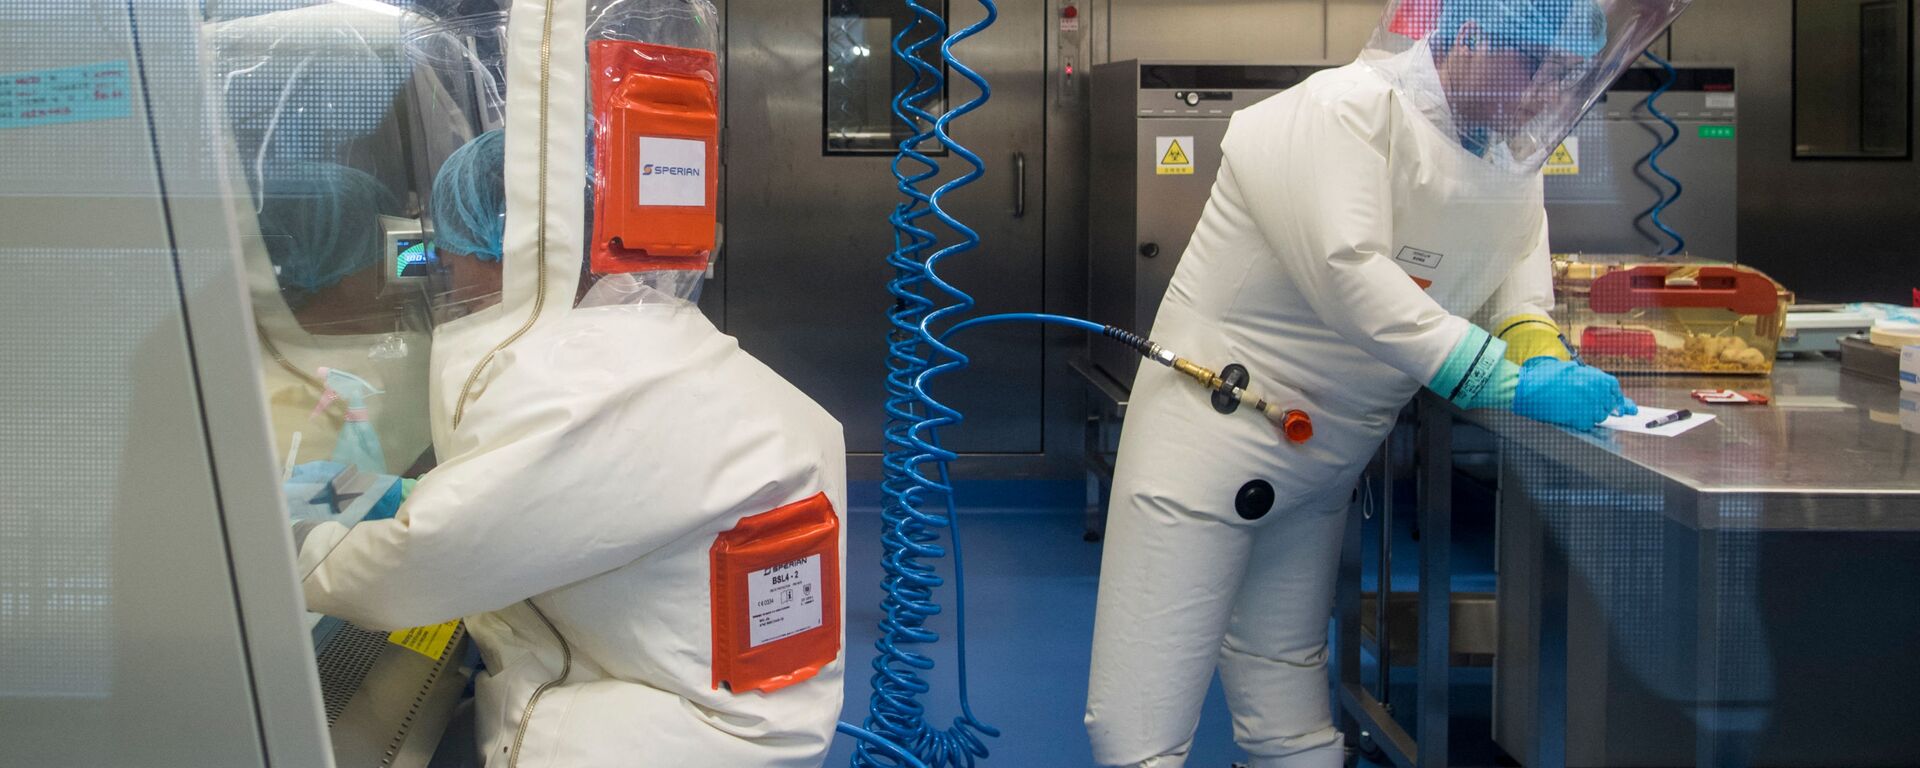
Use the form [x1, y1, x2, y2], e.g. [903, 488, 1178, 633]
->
[318, 620, 472, 768]
[316, 622, 389, 726]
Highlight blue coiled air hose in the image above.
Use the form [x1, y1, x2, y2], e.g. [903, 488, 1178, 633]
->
[856, 0, 1002, 766]
[853, 4, 1226, 764]
[839, 722, 930, 768]
[1641, 50, 1686, 256]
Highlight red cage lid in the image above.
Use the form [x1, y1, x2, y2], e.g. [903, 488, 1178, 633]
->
[1589, 266, 1782, 316]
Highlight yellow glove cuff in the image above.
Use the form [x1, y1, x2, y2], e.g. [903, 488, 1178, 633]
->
[1495, 314, 1573, 365]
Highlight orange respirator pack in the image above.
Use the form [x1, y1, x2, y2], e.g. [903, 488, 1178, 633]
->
[590, 40, 719, 275]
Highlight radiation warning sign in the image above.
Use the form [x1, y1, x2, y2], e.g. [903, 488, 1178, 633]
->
[1156, 136, 1195, 175]
[1543, 137, 1580, 176]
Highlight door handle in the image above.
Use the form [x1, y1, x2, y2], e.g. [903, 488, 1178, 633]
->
[1012, 151, 1027, 218]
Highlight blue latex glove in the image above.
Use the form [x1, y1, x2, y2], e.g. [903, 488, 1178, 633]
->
[1513, 358, 1638, 429]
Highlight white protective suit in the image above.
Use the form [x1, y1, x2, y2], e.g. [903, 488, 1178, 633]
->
[299, 291, 849, 767]
[1085, 50, 1551, 768]
[293, 1, 849, 765]
[1084, 0, 1693, 760]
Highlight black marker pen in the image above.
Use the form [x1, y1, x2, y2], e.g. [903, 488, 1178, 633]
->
[1646, 410, 1693, 430]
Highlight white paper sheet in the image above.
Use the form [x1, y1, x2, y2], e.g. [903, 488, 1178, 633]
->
[1601, 406, 1715, 437]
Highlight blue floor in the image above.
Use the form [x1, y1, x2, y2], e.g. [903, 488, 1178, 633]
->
[826, 509, 1256, 767]
[825, 476, 1508, 768]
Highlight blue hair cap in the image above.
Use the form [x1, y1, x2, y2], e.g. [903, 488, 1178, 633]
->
[1436, 0, 1608, 59]
[429, 129, 507, 262]
[257, 161, 399, 294]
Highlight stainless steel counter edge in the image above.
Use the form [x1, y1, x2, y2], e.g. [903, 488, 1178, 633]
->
[1435, 360, 1920, 532]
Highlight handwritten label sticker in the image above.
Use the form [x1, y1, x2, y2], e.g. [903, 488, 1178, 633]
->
[0, 62, 132, 131]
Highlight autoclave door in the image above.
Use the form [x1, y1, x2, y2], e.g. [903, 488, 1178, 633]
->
[721, 0, 1046, 455]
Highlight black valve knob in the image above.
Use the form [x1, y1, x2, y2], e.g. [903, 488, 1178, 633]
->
[1139, 242, 1160, 259]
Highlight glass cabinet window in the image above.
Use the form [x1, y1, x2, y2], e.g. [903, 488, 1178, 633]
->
[1795, 0, 1913, 159]
[824, 0, 946, 154]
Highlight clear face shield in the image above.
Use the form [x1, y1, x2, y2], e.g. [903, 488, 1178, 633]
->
[1361, 0, 1692, 173]
[208, 0, 439, 486]
[405, 0, 720, 335]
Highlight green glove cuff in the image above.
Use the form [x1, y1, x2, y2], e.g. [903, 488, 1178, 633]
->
[1429, 325, 1517, 409]
[1464, 359, 1521, 410]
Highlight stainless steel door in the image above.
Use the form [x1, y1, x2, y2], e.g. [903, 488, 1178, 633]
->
[723, 0, 1046, 454]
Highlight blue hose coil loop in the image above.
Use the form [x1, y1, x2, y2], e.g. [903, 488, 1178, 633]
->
[944, 312, 1105, 340]
[858, 0, 1003, 766]
[839, 721, 931, 768]
[1641, 50, 1686, 256]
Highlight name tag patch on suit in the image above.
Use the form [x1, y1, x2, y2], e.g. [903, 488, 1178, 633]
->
[1395, 246, 1445, 290]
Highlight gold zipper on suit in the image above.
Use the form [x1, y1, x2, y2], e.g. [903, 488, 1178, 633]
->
[509, 599, 574, 767]
[498, 3, 573, 766]
[452, 0, 557, 432]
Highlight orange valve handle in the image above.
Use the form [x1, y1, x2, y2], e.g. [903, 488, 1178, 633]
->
[1171, 357, 1315, 443]
[1280, 410, 1314, 444]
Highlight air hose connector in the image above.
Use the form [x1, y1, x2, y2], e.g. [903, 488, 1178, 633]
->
[943, 314, 1313, 444]
[1162, 355, 1313, 444]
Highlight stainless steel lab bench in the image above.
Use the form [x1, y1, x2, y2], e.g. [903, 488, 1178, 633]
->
[1336, 359, 1920, 768]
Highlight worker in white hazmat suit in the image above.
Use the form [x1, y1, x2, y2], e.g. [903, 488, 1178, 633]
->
[287, 2, 850, 766]
[1085, 1, 1691, 766]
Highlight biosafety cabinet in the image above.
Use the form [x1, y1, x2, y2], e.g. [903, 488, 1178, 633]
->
[0, 5, 467, 767]
[1087, 60, 1333, 385]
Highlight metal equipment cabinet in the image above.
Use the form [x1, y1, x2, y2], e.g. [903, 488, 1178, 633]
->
[1545, 66, 1740, 258]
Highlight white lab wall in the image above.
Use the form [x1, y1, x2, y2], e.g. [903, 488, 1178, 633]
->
[1102, 0, 1325, 61]
[1095, 0, 1381, 63]
[1326, 0, 1382, 60]
[1667, 0, 1747, 62]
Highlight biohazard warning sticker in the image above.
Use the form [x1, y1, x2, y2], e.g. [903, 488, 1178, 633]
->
[1543, 138, 1580, 176]
[747, 555, 823, 648]
[388, 620, 460, 660]
[1156, 136, 1195, 175]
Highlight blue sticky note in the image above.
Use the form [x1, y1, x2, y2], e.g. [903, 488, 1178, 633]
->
[0, 61, 132, 130]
